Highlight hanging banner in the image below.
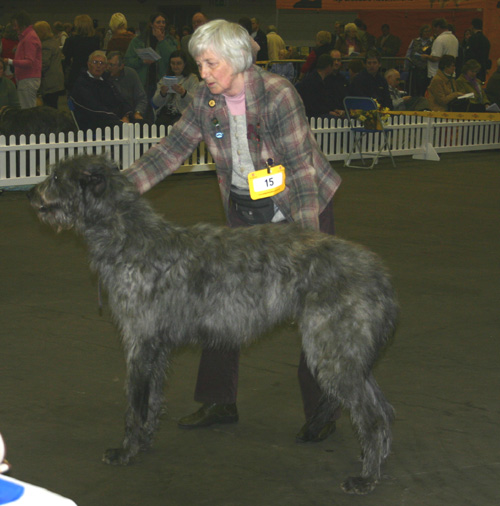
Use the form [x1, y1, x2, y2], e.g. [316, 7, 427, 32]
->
[277, 0, 487, 11]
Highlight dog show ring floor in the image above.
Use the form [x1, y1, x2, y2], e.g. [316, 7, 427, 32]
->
[1, 151, 499, 505]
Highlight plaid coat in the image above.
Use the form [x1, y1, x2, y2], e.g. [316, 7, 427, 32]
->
[124, 64, 341, 230]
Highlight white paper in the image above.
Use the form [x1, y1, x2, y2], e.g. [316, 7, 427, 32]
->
[457, 92, 474, 100]
[161, 76, 179, 93]
[135, 47, 161, 62]
[486, 102, 500, 112]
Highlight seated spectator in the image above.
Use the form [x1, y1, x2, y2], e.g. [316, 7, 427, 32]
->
[106, 13, 135, 54]
[385, 68, 429, 111]
[299, 30, 334, 79]
[456, 59, 490, 112]
[324, 49, 348, 114]
[269, 48, 295, 82]
[334, 23, 365, 57]
[0, 59, 20, 109]
[347, 58, 364, 82]
[296, 53, 336, 118]
[152, 50, 199, 127]
[485, 57, 500, 105]
[70, 50, 134, 131]
[347, 50, 392, 109]
[107, 51, 147, 122]
[426, 55, 464, 112]
[33, 21, 65, 109]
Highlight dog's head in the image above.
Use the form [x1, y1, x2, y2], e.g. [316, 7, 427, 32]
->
[28, 155, 124, 233]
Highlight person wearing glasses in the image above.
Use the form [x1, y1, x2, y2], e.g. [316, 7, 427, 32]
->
[107, 51, 147, 123]
[70, 50, 134, 131]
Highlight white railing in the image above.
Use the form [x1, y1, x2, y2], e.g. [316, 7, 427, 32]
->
[1, 116, 499, 188]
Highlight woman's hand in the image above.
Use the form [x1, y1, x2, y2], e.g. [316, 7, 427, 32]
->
[152, 25, 165, 41]
[160, 84, 169, 97]
[171, 83, 185, 95]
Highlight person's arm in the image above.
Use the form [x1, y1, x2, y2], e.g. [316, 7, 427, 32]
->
[13, 37, 39, 71]
[124, 37, 145, 73]
[268, 82, 326, 230]
[123, 102, 203, 193]
[428, 78, 462, 107]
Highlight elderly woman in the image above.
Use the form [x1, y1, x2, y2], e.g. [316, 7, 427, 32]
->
[106, 12, 135, 54]
[124, 20, 342, 442]
[152, 50, 199, 127]
[427, 54, 464, 111]
[335, 22, 366, 57]
[33, 21, 65, 108]
[299, 30, 334, 78]
[456, 59, 489, 112]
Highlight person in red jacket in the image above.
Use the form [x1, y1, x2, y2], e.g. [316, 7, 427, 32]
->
[4, 11, 42, 109]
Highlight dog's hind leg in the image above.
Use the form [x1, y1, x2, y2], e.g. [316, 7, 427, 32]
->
[339, 373, 394, 495]
[103, 336, 169, 465]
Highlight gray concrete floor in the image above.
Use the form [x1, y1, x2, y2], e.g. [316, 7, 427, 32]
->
[1, 151, 499, 506]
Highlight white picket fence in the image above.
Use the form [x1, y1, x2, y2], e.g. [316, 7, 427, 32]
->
[1, 115, 499, 188]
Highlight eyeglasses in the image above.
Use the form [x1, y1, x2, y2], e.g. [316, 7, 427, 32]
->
[91, 60, 107, 66]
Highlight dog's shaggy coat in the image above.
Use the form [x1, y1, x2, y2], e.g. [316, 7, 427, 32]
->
[28, 155, 398, 494]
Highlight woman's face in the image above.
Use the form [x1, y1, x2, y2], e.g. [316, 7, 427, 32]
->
[170, 56, 185, 76]
[444, 63, 456, 75]
[195, 48, 244, 96]
[422, 28, 431, 39]
[466, 69, 477, 79]
[151, 16, 166, 33]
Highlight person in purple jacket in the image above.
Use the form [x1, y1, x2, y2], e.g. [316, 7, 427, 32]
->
[124, 19, 342, 443]
[4, 10, 42, 109]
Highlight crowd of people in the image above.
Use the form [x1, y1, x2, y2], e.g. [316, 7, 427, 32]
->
[0, 9, 498, 135]
[294, 16, 497, 117]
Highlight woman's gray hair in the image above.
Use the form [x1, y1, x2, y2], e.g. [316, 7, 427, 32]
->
[188, 19, 253, 74]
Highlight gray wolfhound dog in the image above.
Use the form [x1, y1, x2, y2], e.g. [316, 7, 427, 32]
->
[28, 155, 398, 495]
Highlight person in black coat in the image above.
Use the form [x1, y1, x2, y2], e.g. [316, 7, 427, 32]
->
[62, 14, 101, 91]
[296, 53, 337, 118]
[464, 18, 491, 82]
[250, 17, 268, 61]
[70, 50, 133, 131]
[347, 50, 392, 109]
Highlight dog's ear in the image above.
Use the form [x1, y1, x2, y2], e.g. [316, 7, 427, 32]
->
[80, 166, 108, 197]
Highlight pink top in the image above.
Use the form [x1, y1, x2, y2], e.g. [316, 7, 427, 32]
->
[223, 87, 246, 116]
[13, 25, 42, 81]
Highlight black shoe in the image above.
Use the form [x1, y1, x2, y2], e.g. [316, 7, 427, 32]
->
[177, 403, 239, 429]
[296, 420, 336, 443]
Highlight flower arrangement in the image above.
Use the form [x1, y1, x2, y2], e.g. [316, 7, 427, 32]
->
[349, 100, 390, 130]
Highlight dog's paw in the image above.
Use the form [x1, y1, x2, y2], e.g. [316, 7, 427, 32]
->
[341, 476, 377, 495]
[102, 448, 132, 466]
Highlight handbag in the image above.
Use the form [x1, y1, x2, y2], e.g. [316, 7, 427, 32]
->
[229, 190, 275, 225]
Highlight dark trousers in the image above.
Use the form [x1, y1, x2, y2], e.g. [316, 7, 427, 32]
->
[193, 198, 341, 421]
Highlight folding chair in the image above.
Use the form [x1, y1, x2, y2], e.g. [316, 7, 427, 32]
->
[343, 96, 396, 169]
